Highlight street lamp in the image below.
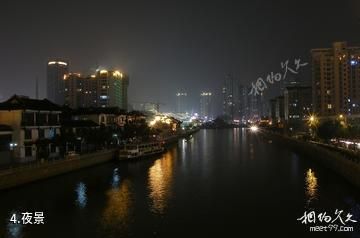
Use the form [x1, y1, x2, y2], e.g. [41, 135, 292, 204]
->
[338, 114, 346, 127]
[250, 125, 259, 132]
[308, 114, 318, 138]
[308, 114, 318, 127]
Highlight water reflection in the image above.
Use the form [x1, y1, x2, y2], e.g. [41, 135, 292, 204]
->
[249, 143, 254, 160]
[102, 179, 132, 229]
[75, 182, 87, 209]
[233, 128, 239, 145]
[111, 168, 120, 188]
[305, 168, 318, 206]
[148, 151, 174, 214]
[7, 211, 23, 238]
[181, 139, 186, 159]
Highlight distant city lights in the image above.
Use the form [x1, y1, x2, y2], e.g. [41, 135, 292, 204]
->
[249, 125, 259, 132]
[350, 60, 358, 66]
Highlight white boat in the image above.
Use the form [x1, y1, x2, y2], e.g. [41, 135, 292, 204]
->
[119, 142, 165, 160]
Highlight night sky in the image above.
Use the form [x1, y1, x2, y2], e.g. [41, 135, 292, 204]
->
[1, 0, 359, 113]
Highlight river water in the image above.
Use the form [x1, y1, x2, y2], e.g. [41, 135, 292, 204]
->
[0, 129, 359, 237]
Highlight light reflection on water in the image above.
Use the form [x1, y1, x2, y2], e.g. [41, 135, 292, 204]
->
[305, 168, 318, 207]
[6, 211, 23, 238]
[111, 168, 120, 188]
[75, 182, 87, 209]
[148, 151, 174, 214]
[101, 179, 132, 229]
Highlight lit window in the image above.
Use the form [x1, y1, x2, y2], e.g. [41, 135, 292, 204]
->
[327, 104, 332, 109]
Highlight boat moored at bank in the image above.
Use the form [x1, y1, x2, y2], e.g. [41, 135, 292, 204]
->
[119, 142, 165, 160]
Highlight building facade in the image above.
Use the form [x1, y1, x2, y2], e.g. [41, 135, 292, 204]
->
[275, 96, 285, 123]
[200, 92, 212, 119]
[237, 85, 250, 123]
[222, 75, 235, 119]
[311, 42, 360, 116]
[0, 95, 62, 162]
[47, 60, 69, 105]
[64, 70, 129, 110]
[176, 92, 187, 114]
[269, 98, 277, 122]
[284, 86, 312, 128]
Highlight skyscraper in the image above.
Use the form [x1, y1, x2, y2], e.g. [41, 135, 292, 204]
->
[96, 70, 129, 109]
[46, 60, 69, 105]
[64, 69, 129, 110]
[311, 42, 360, 116]
[222, 75, 235, 120]
[64, 73, 97, 108]
[237, 85, 250, 122]
[176, 92, 187, 113]
[200, 92, 212, 119]
[284, 86, 312, 123]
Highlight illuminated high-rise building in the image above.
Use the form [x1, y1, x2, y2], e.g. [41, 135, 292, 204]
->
[46, 60, 69, 105]
[311, 42, 360, 116]
[200, 92, 212, 119]
[176, 92, 187, 113]
[222, 74, 234, 120]
[64, 69, 129, 110]
[237, 85, 250, 122]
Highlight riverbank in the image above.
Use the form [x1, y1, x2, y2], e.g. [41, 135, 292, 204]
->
[162, 127, 200, 146]
[0, 149, 117, 190]
[262, 131, 360, 189]
[0, 128, 201, 190]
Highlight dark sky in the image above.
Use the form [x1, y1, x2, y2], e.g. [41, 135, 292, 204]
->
[1, 0, 359, 113]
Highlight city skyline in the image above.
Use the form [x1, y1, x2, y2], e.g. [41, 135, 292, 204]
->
[1, 0, 359, 113]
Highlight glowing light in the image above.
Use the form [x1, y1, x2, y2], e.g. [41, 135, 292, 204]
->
[91, 74, 96, 78]
[148, 152, 174, 214]
[113, 70, 121, 77]
[48, 61, 67, 66]
[100, 70, 108, 74]
[250, 125, 258, 132]
[102, 179, 132, 228]
[305, 168, 318, 204]
[75, 182, 87, 208]
[308, 114, 318, 127]
[58, 61, 67, 66]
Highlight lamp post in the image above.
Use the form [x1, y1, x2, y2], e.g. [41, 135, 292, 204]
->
[308, 115, 318, 139]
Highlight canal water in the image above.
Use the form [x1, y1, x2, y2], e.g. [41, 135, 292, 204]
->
[0, 129, 359, 237]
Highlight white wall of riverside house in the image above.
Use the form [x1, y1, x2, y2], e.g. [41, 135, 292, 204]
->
[0, 110, 62, 161]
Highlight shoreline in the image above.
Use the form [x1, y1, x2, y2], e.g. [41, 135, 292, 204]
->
[262, 131, 360, 189]
[0, 128, 200, 190]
